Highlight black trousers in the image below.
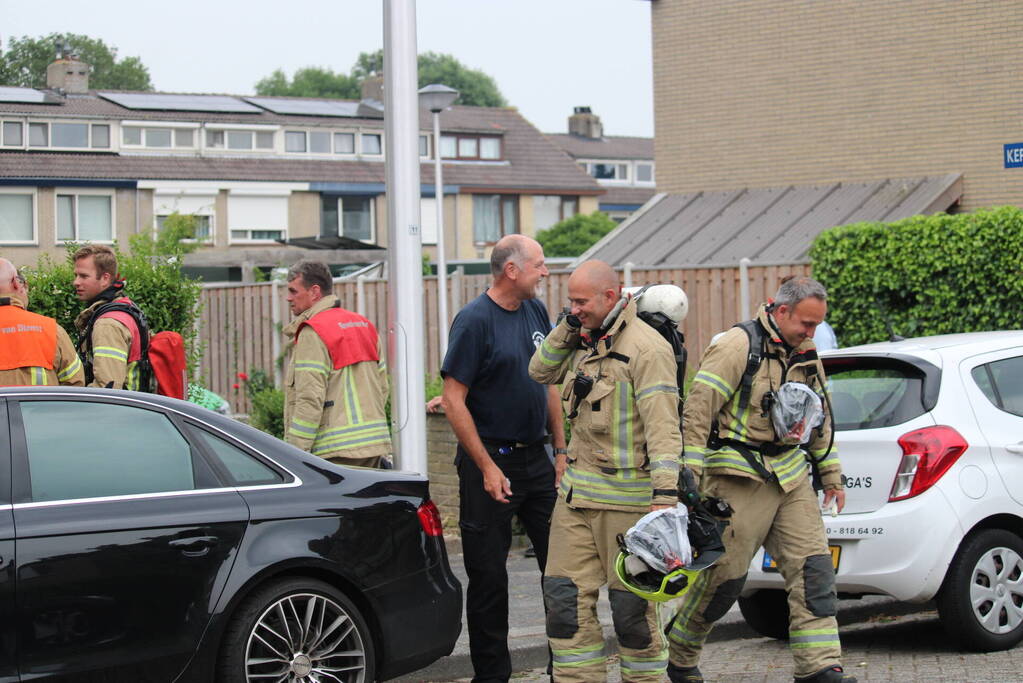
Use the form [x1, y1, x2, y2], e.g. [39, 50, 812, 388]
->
[457, 443, 557, 683]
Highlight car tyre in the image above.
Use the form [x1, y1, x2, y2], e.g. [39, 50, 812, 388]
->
[738, 589, 790, 640]
[937, 528, 1023, 652]
[218, 576, 376, 683]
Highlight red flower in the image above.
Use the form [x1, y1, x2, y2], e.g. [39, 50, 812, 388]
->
[232, 383, 240, 389]
[237, 372, 249, 381]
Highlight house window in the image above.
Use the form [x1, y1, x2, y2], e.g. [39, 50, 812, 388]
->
[29, 122, 48, 146]
[320, 195, 375, 243]
[255, 131, 274, 149]
[51, 122, 89, 148]
[361, 133, 382, 155]
[228, 194, 288, 242]
[2, 122, 23, 146]
[440, 134, 502, 160]
[206, 130, 225, 149]
[473, 194, 517, 243]
[285, 131, 306, 153]
[310, 131, 330, 154]
[91, 124, 110, 148]
[419, 135, 429, 157]
[124, 126, 189, 148]
[334, 133, 355, 154]
[533, 196, 579, 232]
[585, 162, 629, 181]
[154, 192, 216, 242]
[0, 191, 35, 243]
[56, 192, 113, 242]
[228, 130, 253, 150]
[636, 163, 654, 183]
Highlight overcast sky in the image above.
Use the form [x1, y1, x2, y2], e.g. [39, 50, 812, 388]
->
[3, 0, 654, 137]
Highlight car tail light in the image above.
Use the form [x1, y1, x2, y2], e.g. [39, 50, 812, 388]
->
[417, 499, 444, 537]
[889, 425, 968, 501]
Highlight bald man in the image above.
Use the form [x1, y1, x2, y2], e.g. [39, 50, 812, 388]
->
[529, 259, 682, 683]
[0, 259, 84, 387]
[441, 234, 566, 682]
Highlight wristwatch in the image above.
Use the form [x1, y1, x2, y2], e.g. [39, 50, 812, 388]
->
[554, 447, 568, 455]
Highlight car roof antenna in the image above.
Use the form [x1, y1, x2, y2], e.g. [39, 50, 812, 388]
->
[873, 297, 905, 342]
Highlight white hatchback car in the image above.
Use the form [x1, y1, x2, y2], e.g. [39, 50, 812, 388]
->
[739, 330, 1023, 652]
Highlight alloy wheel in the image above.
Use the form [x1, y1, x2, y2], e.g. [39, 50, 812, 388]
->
[244, 591, 368, 683]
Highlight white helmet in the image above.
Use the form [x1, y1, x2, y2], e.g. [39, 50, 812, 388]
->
[625, 284, 689, 324]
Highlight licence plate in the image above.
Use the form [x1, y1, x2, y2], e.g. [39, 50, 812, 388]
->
[762, 545, 841, 572]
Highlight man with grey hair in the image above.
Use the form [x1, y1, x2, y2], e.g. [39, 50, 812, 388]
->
[0, 258, 83, 387]
[282, 259, 391, 467]
[441, 234, 566, 682]
[667, 275, 853, 683]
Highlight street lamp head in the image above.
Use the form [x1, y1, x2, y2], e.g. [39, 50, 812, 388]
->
[418, 84, 459, 113]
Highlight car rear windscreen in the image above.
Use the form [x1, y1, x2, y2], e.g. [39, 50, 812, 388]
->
[824, 357, 930, 430]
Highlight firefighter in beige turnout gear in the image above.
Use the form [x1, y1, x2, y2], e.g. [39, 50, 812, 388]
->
[529, 260, 682, 683]
[283, 260, 391, 468]
[668, 277, 855, 683]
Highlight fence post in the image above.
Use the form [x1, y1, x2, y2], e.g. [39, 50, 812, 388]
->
[739, 257, 751, 321]
[271, 279, 282, 388]
[623, 261, 634, 288]
[451, 266, 464, 315]
[356, 275, 367, 316]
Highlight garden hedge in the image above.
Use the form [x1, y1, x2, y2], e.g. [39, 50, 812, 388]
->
[810, 206, 1023, 346]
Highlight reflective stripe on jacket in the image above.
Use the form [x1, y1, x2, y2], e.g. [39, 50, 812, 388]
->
[0, 298, 84, 387]
[529, 297, 682, 511]
[283, 296, 391, 461]
[75, 297, 141, 390]
[683, 304, 841, 492]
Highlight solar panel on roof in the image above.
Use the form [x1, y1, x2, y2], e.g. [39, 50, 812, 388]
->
[244, 97, 361, 118]
[0, 87, 61, 104]
[98, 92, 262, 113]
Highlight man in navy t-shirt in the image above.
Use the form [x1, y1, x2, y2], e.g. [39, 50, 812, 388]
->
[442, 234, 567, 682]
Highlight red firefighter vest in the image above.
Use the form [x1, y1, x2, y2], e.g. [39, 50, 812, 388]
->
[297, 305, 379, 370]
[0, 299, 57, 371]
[97, 296, 143, 362]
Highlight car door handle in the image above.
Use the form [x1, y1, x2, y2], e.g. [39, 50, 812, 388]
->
[1006, 443, 1023, 455]
[169, 535, 219, 556]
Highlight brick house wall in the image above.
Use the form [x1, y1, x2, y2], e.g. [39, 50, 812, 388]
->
[427, 412, 462, 539]
[651, 1, 1023, 211]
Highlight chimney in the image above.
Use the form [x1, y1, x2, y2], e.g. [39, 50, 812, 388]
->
[46, 43, 90, 94]
[361, 75, 384, 103]
[568, 106, 602, 139]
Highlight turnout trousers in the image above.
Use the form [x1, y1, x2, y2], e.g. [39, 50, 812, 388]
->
[544, 498, 667, 683]
[458, 443, 557, 683]
[667, 474, 842, 677]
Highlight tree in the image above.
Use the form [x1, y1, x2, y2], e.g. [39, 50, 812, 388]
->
[536, 212, 618, 257]
[0, 33, 152, 90]
[254, 67, 360, 99]
[255, 50, 508, 107]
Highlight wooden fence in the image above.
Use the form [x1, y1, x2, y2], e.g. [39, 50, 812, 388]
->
[198, 262, 811, 414]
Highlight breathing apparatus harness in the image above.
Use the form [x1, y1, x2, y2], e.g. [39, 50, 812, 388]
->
[708, 305, 835, 490]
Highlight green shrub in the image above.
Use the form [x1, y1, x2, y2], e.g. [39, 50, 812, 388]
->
[250, 388, 286, 439]
[536, 212, 617, 257]
[810, 206, 1023, 346]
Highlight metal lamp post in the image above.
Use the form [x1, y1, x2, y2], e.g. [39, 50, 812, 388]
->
[418, 84, 459, 362]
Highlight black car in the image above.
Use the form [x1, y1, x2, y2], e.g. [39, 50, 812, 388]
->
[0, 387, 462, 682]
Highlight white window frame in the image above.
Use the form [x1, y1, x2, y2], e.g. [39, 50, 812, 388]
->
[581, 159, 631, 184]
[0, 187, 38, 245]
[15, 119, 113, 151]
[635, 162, 656, 185]
[339, 196, 376, 243]
[360, 132, 383, 157]
[54, 187, 116, 245]
[120, 121, 200, 151]
[154, 191, 217, 244]
[228, 191, 290, 244]
[439, 133, 503, 161]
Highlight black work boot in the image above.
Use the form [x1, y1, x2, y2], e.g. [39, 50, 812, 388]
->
[667, 662, 704, 683]
[794, 665, 857, 682]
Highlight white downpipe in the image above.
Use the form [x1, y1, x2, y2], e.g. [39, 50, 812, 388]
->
[384, 0, 427, 474]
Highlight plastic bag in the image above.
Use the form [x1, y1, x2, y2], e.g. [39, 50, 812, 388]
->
[623, 504, 693, 573]
[770, 381, 824, 445]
